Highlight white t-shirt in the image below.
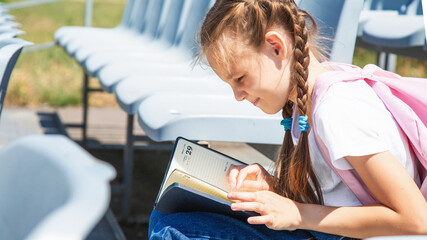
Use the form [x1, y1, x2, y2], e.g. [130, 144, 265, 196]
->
[291, 80, 418, 207]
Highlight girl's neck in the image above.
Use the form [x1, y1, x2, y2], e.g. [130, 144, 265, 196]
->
[307, 52, 329, 97]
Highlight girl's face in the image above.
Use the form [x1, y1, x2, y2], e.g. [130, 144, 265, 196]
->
[206, 32, 294, 114]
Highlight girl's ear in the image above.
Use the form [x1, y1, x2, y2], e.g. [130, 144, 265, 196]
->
[265, 31, 288, 60]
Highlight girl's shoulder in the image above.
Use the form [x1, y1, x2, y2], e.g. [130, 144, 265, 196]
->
[313, 79, 396, 144]
[315, 79, 385, 117]
[313, 62, 387, 117]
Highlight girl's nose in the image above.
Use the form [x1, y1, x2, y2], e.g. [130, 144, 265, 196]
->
[232, 88, 247, 101]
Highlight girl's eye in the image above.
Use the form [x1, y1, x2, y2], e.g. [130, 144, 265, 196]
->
[236, 76, 244, 83]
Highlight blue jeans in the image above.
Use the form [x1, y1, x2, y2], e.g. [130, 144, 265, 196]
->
[149, 210, 357, 240]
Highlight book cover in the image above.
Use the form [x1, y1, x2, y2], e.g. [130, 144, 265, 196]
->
[154, 137, 258, 219]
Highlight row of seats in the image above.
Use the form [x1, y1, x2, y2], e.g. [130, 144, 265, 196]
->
[55, 0, 365, 220]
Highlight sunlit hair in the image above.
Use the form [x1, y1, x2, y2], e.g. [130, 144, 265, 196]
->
[198, 0, 326, 204]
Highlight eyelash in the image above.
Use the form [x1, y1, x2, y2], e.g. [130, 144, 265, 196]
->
[236, 76, 244, 83]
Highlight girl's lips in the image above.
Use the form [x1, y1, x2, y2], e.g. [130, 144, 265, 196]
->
[251, 98, 260, 106]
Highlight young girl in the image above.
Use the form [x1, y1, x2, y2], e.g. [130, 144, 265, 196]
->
[149, 0, 427, 239]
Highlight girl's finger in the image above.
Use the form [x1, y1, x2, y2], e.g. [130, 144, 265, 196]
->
[227, 191, 257, 201]
[241, 180, 268, 191]
[235, 164, 262, 188]
[247, 215, 271, 225]
[231, 201, 264, 213]
[227, 167, 240, 188]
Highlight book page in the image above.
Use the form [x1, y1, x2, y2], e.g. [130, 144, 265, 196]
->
[161, 169, 232, 202]
[159, 138, 246, 198]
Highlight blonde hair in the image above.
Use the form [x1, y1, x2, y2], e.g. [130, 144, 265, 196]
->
[199, 0, 324, 204]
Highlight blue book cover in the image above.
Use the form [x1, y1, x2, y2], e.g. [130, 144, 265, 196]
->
[154, 137, 258, 219]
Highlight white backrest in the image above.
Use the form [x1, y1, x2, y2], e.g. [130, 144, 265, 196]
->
[0, 135, 116, 240]
[298, 0, 364, 63]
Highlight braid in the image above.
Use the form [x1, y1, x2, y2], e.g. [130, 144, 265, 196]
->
[274, 100, 294, 194]
[283, 2, 323, 204]
[290, 4, 310, 116]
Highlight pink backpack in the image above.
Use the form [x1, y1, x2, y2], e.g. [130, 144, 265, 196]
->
[311, 62, 427, 205]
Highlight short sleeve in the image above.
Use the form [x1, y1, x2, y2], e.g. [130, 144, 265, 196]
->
[314, 81, 390, 170]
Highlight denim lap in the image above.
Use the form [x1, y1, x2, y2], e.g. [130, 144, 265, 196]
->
[149, 210, 355, 240]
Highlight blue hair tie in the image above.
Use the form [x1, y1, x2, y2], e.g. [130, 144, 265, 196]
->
[298, 115, 310, 132]
[280, 118, 293, 131]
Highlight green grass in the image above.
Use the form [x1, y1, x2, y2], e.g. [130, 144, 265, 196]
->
[353, 47, 427, 78]
[2, 0, 426, 106]
[4, 0, 125, 107]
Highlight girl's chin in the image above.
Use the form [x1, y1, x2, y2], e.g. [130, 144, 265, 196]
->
[258, 106, 281, 115]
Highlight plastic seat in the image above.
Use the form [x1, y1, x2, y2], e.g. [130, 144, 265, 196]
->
[363, 15, 425, 49]
[77, 0, 187, 75]
[95, 0, 214, 92]
[0, 29, 25, 41]
[55, 0, 147, 53]
[115, 75, 231, 114]
[137, 93, 284, 144]
[362, 0, 424, 49]
[357, 0, 400, 37]
[359, 0, 426, 69]
[0, 135, 115, 240]
[55, 0, 137, 44]
[298, 0, 363, 63]
[63, 0, 149, 56]
[55, 0, 140, 44]
[0, 38, 32, 120]
[71, 0, 165, 64]
[99, 61, 214, 93]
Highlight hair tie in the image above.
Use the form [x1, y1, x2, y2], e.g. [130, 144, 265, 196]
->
[298, 115, 310, 132]
[280, 118, 293, 131]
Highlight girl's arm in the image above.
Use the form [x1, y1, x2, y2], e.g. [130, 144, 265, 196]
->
[228, 151, 427, 238]
[303, 151, 427, 237]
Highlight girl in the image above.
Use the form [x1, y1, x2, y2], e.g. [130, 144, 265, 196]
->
[149, 0, 427, 239]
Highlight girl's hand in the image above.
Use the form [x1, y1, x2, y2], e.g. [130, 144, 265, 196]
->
[227, 164, 273, 192]
[228, 191, 302, 231]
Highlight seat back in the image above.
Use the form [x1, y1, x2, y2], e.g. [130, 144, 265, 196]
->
[0, 38, 31, 120]
[155, 0, 186, 47]
[0, 135, 115, 240]
[414, 0, 423, 15]
[119, 0, 136, 28]
[139, 0, 165, 39]
[298, 0, 364, 63]
[367, 0, 420, 14]
[174, 0, 212, 56]
[127, 0, 149, 32]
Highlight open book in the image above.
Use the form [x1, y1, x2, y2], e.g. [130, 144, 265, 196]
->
[154, 137, 258, 219]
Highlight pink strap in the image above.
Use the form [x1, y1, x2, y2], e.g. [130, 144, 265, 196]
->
[311, 122, 378, 205]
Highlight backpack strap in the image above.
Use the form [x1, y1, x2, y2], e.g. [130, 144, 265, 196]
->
[311, 66, 378, 205]
[311, 123, 378, 205]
